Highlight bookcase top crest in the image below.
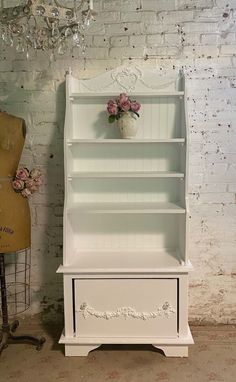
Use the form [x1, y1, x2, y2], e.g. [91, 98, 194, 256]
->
[67, 65, 184, 95]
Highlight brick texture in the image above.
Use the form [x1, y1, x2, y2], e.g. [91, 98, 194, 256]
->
[0, 0, 236, 324]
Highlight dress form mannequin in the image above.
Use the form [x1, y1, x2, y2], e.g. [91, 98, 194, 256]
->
[0, 111, 45, 354]
[0, 111, 30, 252]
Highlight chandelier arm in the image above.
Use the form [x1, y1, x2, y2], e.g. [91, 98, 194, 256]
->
[59, 22, 83, 33]
[45, 17, 79, 38]
[45, 17, 54, 30]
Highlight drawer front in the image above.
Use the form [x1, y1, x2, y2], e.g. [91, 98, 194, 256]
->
[75, 279, 178, 338]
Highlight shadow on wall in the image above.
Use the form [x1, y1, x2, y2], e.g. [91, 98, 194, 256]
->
[0, 72, 66, 337]
[39, 79, 65, 324]
[38, 79, 65, 347]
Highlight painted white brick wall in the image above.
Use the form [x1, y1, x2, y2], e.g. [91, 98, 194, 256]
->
[0, 0, 236, 324]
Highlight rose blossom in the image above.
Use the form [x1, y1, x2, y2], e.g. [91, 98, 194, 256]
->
[130, 101, 141, 113]
[34, 176, 43, 187]
[107, 100, 118, 115]
[21, 188, 32, 198]
[30, 168, 42, 180]
[16, 167, 29, 181]
[120, 99, 131, 112]
[117, 93, 129, 106]
[12, 179, 25, 191]
[25, 179, 39, 193]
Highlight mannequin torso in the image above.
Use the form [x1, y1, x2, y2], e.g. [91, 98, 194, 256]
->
[0, 112, 30, 253]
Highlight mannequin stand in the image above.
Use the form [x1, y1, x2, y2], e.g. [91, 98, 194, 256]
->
[0, 254, 46, 355]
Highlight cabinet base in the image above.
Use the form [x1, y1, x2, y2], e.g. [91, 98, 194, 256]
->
[153, 345, 188, 357]
[60, 326, 193, 357]
[65, 344, 101, 357]
[65, 344, 188, 357]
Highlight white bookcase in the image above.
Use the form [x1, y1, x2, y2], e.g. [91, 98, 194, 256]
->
[57, 66, 194, 357]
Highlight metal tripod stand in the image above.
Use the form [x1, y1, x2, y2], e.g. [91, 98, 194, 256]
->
[0, 253, 46, 355]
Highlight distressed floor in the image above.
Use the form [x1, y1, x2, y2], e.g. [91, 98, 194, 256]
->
[0, 320, 236, 382]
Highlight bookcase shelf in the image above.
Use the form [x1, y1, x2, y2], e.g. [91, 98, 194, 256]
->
[67, 201, 185, 214]
[59, 66, 193, 357]
[68, 171, 185, 179]
[67, 138, 186, 144]
[70, 91, 184, 100]
[58, 249, 190, 275]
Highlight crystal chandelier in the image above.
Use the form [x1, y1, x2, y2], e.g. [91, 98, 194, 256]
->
[0, 0, 96, 58]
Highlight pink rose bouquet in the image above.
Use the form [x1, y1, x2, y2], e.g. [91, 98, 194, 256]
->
[12, 167, 43, 198]
[15, 167, 29, 181]
[107, 93, 141, 123]
[12, 179, 25, 191]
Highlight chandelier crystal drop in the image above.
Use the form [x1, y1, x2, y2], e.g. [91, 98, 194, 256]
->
[0, 0, 96, 58]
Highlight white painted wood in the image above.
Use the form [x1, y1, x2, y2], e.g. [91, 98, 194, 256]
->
[67, 139, 185, 143]
[68, 177, 182, 205]
[67, 142, 184, 174]
[178, 275, 189, 337]
[59, 325, 194, 345]
[58, 66, 193, 357]
[65, 344, 101, 357]
[70, 91, 184, 98]
[66, 214, 182, 258]
[71, 96, 184, 139]
[67, 201, 185, 214]
[75, 279, 177, 338]
[183, 74, 190, 263]
[154, 345, 188, 357]
[58, 264, 194, 278]
[62, 249, 183, 274]
[57, 269, 193, 278]
[63, 275, 74, 337]
[68, 171, 185, 178]
[68, 67, 183, 94]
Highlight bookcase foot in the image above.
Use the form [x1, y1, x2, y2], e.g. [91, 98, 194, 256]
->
[65, 344, 101, 357]
[153, 345, 188, 357]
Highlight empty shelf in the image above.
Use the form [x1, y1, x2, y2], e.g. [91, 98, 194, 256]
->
[58, 249, 191, 274]
[67, 202, 185, 214]
[68, 171, 185, 178]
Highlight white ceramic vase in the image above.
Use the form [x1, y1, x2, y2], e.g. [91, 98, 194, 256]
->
[117, 111, 138, 139]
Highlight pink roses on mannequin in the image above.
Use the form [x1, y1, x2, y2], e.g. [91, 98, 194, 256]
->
[12, 167, 43, 198]
[107, 93, 141, 123]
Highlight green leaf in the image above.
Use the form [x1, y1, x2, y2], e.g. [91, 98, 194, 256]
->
[108, 115, 116, 123]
